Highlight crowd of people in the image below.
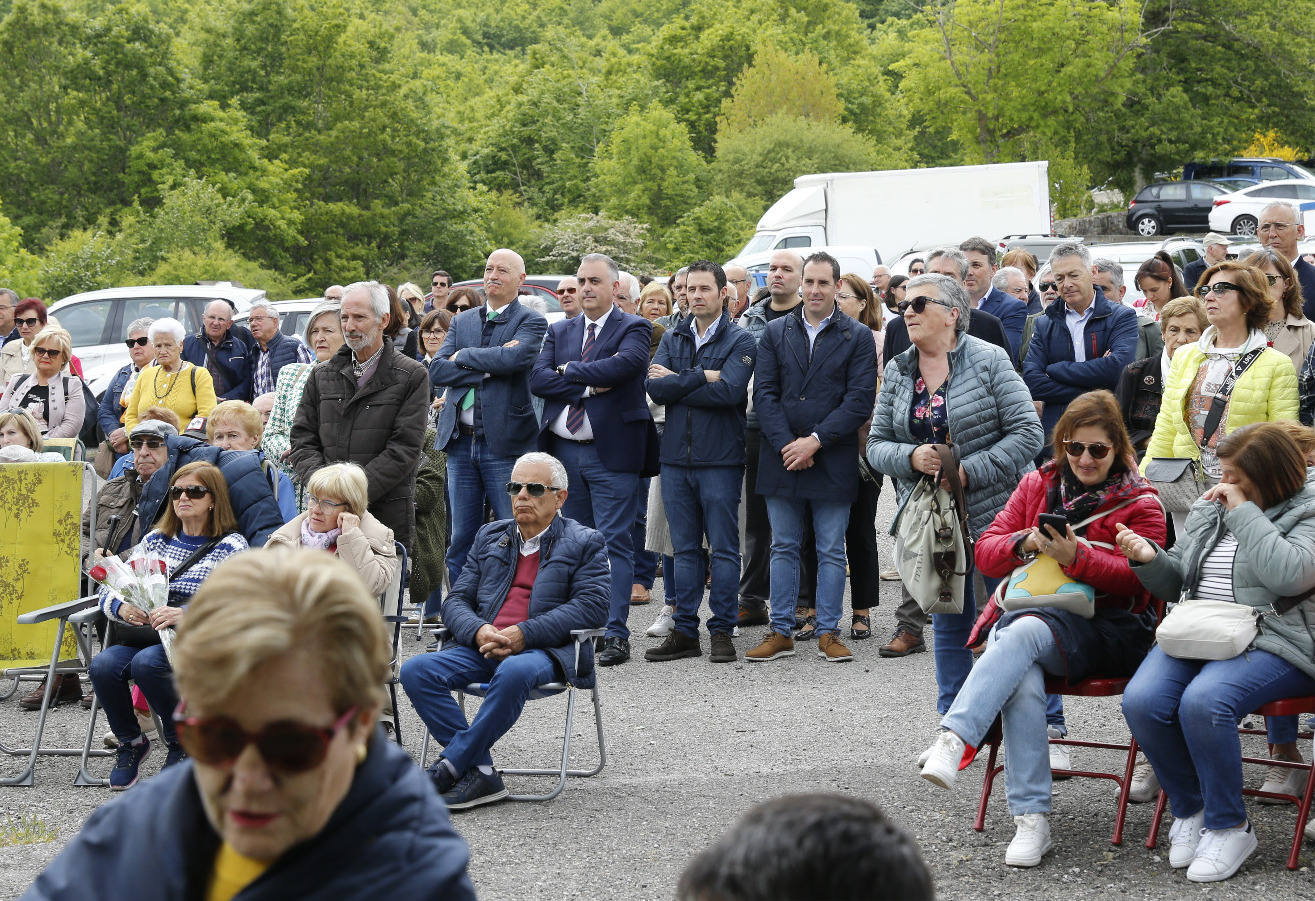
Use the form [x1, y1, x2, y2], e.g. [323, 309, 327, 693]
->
[11, 198, 1315, 895]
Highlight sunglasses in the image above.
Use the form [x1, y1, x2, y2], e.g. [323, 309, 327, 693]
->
[1062, 440, 1111, 460]
[169, 485, 212, 500]
[1264, 274, 1284, 286]
[432, 281, 447, 288]
[897, 296, 954, 315]
[125, 336, 150, 348]
[129, 436, 165, 450]
[14, 317, 41, 328]
[908, 268, 925, 275]
[1039, 282, 1057, 292]
[560, 288, 578, 295]
[32, 346, 61, 358]
[1196, 282, 1240, 298]
[506, 481, 558, 497]
[174, 703, 357, 773]
[453, 304, 472, 312]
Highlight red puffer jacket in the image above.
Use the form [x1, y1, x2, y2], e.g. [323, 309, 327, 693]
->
[975, 464, 1167, 615]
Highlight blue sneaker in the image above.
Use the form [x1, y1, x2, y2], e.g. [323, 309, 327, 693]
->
[110, 736, 151, 791]
[163, 742, 187, 768]
[441, 767, 508, 810]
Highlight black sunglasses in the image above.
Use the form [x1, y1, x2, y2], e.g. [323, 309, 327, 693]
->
[32, 346, 61, 358]
[129, 436, 165, 450]
[453, 304, 472, 312]
[1063, 440, 1111, 460]
[1039, 282, 1057, 292]
[125, 336, 150, 348]
[1196, 282, 1240, 298]
[169, 485, 211, 500]
[897, 296, 954, 315]
[1264, 274, 1283, 286]
[14, 317, 41, 328]
[506, 481, 558, 497]
[174, 703, 356, 773]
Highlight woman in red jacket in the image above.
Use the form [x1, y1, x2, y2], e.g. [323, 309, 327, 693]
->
[914, 390, 1167, 869]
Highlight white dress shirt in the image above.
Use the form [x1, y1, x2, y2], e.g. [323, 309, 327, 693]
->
[549, 311, 610, 440]
[1064, 302, 1096, 362]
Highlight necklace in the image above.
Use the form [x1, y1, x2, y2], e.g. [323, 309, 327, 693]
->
[153, 363, 183, 401]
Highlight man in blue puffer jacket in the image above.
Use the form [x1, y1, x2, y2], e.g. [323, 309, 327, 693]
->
[400, 451, 609, 811]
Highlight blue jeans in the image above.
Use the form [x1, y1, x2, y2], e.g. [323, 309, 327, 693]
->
[553, 438, 640, 639]
[928, 569, 990, 715]
[941, 616, 1066, 815]
[1123, 646, 1315, 830]
[443, 434, 516, 593]
[88, 644, 179, 745]
[631, 478, 657, 589]
[662, 464, 742, 637]
[400, 645, 557, 774]
[764, 497, 849, 637]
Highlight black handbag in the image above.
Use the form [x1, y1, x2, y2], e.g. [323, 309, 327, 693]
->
[104, 536, 224, 648]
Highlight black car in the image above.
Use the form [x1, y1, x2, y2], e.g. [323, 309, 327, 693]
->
[1125, 180, 1229, 236]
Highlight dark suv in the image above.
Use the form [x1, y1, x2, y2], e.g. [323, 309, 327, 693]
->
[1184, 158, 1315, 183]
[1125, 181, 1229, 236]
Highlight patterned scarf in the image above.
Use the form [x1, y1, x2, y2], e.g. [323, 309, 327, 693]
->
[300, 516, 341, 551]
[1042, 459, 1148, 527]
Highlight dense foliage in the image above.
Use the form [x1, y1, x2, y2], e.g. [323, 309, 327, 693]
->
[0, 0, 1311, 297]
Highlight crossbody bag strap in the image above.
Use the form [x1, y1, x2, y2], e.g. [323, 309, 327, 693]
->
[168, 534, 224, 586]
[1069, 496, 1141, 532]
[933, 443, 972, 547]
[1200, 347, 1264, 444]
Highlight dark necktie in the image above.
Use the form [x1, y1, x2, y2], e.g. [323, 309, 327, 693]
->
[566, 323, 597, 434]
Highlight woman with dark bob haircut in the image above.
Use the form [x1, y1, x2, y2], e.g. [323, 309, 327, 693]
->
[1120, 422, 1315, 883]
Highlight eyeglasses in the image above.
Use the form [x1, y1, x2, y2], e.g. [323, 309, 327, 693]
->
[729, 278, 749, 285]
[174, 703, 357, 773]
[32, 346, 60, 358]
[307, 495, 347, 511]
[247, 315, 276, 324]
[129, 436, 165, 450]
[835, 291, 863, 302]
[1264, 274, 1284, 286]
[908, 268, 925, 275]
[1196, 282, 1240, 298]
[897, 296, 953, 315]
[506, 481, 559, 497]
[1039, 282, 1057, 292]
[453, 304, 472, 312]
[559, 287, 578, 295]
[1062, 440, 1111, 460]
[420, 329, 444, 338]
[169, 485, 212, 500]
[14, 317, 40, 328]
[125, 336, 150, 348]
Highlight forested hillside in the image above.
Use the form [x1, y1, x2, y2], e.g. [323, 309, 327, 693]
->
[0, 0, 1312, 296]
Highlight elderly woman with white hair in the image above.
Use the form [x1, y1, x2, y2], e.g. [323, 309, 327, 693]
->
[265, 462, 399, 598]
[123, 317, 217, 433]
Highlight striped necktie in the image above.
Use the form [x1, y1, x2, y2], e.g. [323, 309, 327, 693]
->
[565, 323, 597, 434]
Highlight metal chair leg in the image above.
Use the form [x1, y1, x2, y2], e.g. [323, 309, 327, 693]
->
[974, 735, 1002, 832]
[75, 696, 110, 787]
[0, 619, 66, 786]
[1110, 736, 1139, 846]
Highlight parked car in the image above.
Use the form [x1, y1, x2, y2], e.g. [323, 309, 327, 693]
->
[1184, 158, 1315, 183]
[449, 276, 567, 325]
[1124, 180, 1230, 236]
[48, 284, 265, 394]
[1207, 179, 1315, 236]
[996, 234, 1083, 259]
[234, 298, 322, 340]
[1084, 238, 1207, 308]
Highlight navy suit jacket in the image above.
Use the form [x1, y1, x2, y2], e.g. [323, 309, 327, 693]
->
[978, 286, 1027, 362]
[1295, 256, 1315, 323]
[429, 298, 546, 457]
[530, 306, 659, 476]
[882, 308, 1010, 363]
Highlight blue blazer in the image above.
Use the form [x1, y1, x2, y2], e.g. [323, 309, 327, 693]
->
[530, 306, 659, 475]
[181, 330, 251, 402]
[978, 286, 1028, 362]
[429, 299, 546, 457]
[752, 307, 878, 502]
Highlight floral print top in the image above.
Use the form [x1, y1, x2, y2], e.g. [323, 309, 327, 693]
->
[909, 374, 949, 444]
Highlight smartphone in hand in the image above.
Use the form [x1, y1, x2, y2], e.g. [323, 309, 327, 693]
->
[1037, 513, 1069, 540]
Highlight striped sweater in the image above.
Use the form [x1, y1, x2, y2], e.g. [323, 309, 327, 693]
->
[99, 530, 249, 622]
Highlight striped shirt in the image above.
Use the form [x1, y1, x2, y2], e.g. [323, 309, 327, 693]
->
[99, 530, 249, 621]
[1195, 531, 1238, 602]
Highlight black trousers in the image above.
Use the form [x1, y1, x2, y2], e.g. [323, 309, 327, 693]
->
[846, 471, 880, 610]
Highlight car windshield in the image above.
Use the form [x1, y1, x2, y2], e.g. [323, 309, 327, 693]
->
[1288, 163, 1315, 180]
[740, 233, 774, 256]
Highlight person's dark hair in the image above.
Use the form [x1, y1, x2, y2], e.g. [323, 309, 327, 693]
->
[420, 309, 453, 334]
[838, 273, 881, 329]
[884, 274, 909, 311]
[677, 793, 934, 901]
[1135, 251, 1187, 298]
[446, 286, 481, 312]
[958, 236, 997, 265]
[909, 257, 924, 269]
[1199, 262, 1271, 333]
[687, 259, 727, 292]
[14, 298, 47, 325]
[1050, 389, 1135, 476]
[803, 251, 840, 282]
[1242, 249, 1304, 320]
[431, 269, 450, 284]
[1216, 422, 1308, 510]
[156, 461, 239, 538]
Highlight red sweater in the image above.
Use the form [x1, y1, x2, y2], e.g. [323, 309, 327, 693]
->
[493, 551, 540, 629]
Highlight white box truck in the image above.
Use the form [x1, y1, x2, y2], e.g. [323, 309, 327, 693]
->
[731, 161, 1052, 265]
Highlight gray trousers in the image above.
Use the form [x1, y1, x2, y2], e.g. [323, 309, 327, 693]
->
[893, 569, 987, 636]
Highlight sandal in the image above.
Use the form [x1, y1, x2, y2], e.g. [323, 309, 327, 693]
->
[850, 614, 871, 640]
[794, 614, 817, 642]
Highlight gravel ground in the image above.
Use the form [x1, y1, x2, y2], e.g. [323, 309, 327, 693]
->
[2, 488, 1314, 899]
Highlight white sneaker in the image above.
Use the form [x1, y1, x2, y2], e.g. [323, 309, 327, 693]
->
[1167, 810, 1205, 868]
[1257, 760, 1308, 803]
[1005, 813, 1053, 867]
[1128, 757, 1160, 803]
[1186, 824, 1258, 883]
[919, 731, 965, 789]
[646, 605, 676, 638]
[1047, 726, 1071, 778]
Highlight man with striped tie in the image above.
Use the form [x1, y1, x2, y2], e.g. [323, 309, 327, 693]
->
[531, 253, 659, 666]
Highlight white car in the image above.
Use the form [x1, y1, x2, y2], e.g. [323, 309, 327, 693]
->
[1084, 238, 1207, 308]
[49, 284, 265, 394]
[1207, 179, 1315, 237]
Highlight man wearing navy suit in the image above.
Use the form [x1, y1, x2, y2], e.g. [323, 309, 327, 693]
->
[961, 237, 1026, 362]
[531, 253, 659, 666]
[430, 248, 548, 600]
[1259, 202, 1315, 320]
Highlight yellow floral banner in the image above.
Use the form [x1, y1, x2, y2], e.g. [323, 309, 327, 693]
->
[0, 463, 83, 668]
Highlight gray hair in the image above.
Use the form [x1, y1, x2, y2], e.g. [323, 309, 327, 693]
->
[304, 300, 341, 342]
[342, 281, 390, 319]
[581, 253, 619, 283]
[617, 271, 640, 302]
[0, 288, 17, 306]
[1261, 200, 1302, 222]
[148, 317, 186, 342]
[248, 299, 281, 320]
[905, 273, 971, 335]
[991, 266, 1028, 292]
[1092, 257, 1124, 290]
[520, 294, 548, 316]
[514, 451, 568, 491]
[126, 316, 155, 337]
[1048, 241, 1091, 268]
[926, 247, 968, 281]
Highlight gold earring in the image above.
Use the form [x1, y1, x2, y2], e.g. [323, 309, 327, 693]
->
[355, 744, 368, 765]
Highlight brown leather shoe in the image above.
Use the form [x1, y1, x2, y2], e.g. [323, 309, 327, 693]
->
[737, 602, 769, 627]
[818, 633, 854, 662]
[878, 628, 926, 658]
[745, 632, 795, 662]
[630, 584, 652, 605]
[19, 674, 83, 711]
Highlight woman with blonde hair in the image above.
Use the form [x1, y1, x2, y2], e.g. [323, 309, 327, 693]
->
[0, 326, 85, 438]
